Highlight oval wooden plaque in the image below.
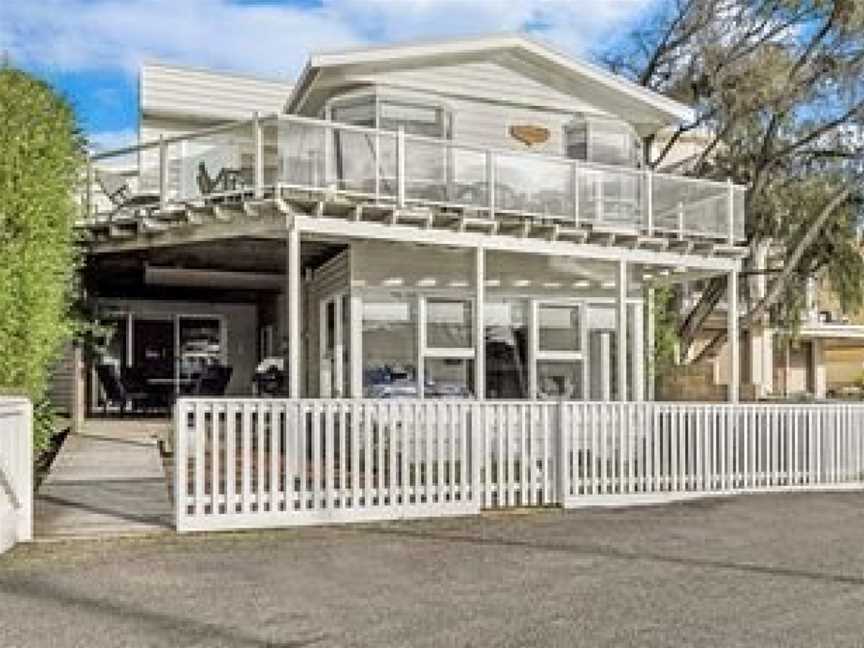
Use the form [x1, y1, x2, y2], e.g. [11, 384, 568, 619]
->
[509, 124, 550, 146]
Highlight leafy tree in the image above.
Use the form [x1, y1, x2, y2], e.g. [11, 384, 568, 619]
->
[600, 0, 864, 364]
[0, 66, 84, 448]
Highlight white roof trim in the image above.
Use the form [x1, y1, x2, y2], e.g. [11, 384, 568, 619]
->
[142, 60, 292, 87]
[287, 33, 695, 123]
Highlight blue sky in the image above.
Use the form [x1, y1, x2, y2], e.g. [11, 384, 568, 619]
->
[1, 0, 655, 150]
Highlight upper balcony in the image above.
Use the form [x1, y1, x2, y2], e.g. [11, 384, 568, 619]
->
[79, 113, 747, 253]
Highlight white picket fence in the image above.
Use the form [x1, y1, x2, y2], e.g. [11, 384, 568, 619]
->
[560, 403, 864, 506]
[174, 399, 864, 532]
[0, 398, 33, 553]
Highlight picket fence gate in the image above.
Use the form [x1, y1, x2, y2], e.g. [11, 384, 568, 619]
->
[174, 399, 864, 533]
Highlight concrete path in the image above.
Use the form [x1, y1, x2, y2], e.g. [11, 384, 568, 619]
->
[3, 492, 864, 647]
[34, 419, 173, 538]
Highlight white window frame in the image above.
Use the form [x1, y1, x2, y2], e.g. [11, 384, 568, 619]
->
[531, 300, 588, 401]
[419, 295, 475, 398]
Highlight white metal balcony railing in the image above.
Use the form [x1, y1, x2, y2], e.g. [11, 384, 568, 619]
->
[82, 114, 747, 243]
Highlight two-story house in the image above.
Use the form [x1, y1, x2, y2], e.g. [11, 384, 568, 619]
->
[63, 34, 747, 423]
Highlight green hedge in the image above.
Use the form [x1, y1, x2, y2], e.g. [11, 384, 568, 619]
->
[0, 67, 84, 449]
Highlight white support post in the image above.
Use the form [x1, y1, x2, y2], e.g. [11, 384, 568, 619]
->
[677, 200, 685, 240]
[287, 222, 302, 398]
[646, 287, 656, 401]
[396, 125, 406, 208]
[617, 260, 628, 401]
[645, 169, 654, 236]
[417, 296, 426, 399]
[571, 163, 579, 227]
[253, 111, 263, 199]
[474, 246, 486, 400]
[727, 268, 740, 403]
[811, 339, 827, 400]
[350, 293, 363, 398]
[600, 332, 612, 401]
[158, 135, 168, 208]
[486, 151, 496, 219]
[596, 175, 605, 224]
[631, 302, 644, 402]
[727, 178, 735, 245]
[374, 131, 381, 202]
[528, 300, 538, 400]
[334, 296, 344, 398]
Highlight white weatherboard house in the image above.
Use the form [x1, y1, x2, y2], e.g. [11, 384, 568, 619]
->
[77, 34, 747, 409]
[63, 35, 864, 532]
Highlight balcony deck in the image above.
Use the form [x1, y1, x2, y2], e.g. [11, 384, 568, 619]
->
[78, 114, 747, 263]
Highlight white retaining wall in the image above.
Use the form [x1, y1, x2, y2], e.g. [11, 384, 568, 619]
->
[0, 398, 33, 553]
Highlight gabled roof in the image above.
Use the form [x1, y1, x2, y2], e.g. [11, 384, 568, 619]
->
[286, 33, 695, 128]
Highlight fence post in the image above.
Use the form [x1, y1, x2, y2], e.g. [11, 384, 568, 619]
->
[557, 401, 569, 506]
[158, 135, 168, 209]
[396, 125, 406, 209]
[253, 111, 263, 199]
[174, 399, 187, 533]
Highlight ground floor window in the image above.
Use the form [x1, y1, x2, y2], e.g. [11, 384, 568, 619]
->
[485, 300, 529, 399]
[362, 294, 418, 397]
[356, 290, 637, 401]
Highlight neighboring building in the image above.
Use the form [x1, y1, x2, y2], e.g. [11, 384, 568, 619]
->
[63, 34, 747, 421]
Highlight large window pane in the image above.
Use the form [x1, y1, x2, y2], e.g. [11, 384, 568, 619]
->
[425, 358, 474, 398]
[537, 361, 583, 400]
[331, 99, 375, 127]
[587, 306, 617, 400]
[362, 296, 417, 397]
[426, 299, 472, 348]
[485, 300, 529, 399]
[538, 304, 581, 352]
[380, 101, 447, 137]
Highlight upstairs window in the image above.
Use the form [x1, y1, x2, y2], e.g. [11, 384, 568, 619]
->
[331, 100, 375, 128]
[565, 116, 641, 168]
[329, 93, 451, 139]
[380, 101, 449, 138]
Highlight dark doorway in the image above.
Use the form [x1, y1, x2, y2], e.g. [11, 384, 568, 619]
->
[133, 319, 174, 380]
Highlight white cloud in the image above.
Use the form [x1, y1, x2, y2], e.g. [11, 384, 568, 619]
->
[0, 0, 655, 79]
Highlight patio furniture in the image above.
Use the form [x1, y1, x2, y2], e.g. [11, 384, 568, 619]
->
[95, 363, 149, 415]
[191, 365, 233, 396]
[252, 357, 285, 396]
[95, 169, 160, 216]
[196, 161, 247, 195]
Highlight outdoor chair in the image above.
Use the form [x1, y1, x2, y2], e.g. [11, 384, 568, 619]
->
[191, 365, 233, 396]
[196, 161, 247, 197]
[95, 363, 149, 416]
[95, 169, 160, 218]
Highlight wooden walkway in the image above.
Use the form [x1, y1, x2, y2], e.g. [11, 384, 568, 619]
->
[34, 419, 173, 539]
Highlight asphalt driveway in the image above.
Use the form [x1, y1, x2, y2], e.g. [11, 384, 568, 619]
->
[2, 492, 864, 647]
